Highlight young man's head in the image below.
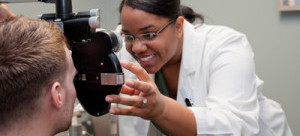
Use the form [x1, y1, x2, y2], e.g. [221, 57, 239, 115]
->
[0, 16, 77, 135]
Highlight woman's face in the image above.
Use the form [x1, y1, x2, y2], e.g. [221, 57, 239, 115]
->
[120, 6, 183, 73]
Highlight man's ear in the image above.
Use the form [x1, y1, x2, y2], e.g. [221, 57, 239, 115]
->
[50, 82, 63, 109]
[175, 16, 184, 39]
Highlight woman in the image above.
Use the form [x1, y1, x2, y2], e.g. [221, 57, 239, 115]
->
[106, 0, 292, 136]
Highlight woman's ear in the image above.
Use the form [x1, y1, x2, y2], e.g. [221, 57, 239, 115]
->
[175, 16, 184, 39]
[50, 82, 63, 109]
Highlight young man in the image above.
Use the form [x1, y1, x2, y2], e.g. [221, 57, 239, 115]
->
[0, 16, 77, 136]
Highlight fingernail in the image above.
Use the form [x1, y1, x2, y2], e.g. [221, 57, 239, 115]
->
[126, 80, 134, 86]
[120, 61, 128, 66]
[110, 109, 116, 114]
[106, 96, 113, 102]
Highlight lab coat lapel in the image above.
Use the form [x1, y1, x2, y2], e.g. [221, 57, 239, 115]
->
[180, 21, 198, 75]
[177, 20, 207, 106]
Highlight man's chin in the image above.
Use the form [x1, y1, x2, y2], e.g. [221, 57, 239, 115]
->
[64, 121, 72, 131]
[54, 120, 72, 135]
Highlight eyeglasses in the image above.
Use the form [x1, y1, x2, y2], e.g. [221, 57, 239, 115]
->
[121, 20, 174, 45]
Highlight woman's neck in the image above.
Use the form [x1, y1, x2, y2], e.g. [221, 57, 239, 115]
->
[162, 60, 181, 99]
[161, 29, 183, 99]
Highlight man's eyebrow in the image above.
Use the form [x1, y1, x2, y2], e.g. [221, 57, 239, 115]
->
[122, 24, 155, 34]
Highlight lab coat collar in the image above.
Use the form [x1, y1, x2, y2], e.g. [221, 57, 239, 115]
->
[180, 20, 206, 75]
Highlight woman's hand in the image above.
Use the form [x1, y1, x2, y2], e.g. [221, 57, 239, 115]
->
[0, 3, 16, 22]
[105, 60, 166, 120]
[106, 60, 196, 135]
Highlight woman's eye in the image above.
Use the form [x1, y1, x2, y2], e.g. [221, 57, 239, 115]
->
[125, 36, 132, 40]
[122, 35, 133, 42]
[142, 33, 156, 40]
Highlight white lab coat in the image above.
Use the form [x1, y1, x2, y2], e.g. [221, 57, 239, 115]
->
[116, 20, 293, 136]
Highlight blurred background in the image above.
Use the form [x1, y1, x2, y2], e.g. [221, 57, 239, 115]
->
[6, 0, 300, 135]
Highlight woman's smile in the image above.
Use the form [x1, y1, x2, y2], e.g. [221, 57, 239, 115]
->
[136, 54, 155, 66]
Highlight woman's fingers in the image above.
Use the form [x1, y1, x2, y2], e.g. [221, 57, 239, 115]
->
[111, 60, 163, 119]
[120, 85, 140, 95]
[120, 60, 151, 82]
[106, 95, 146, 108]
[125, 79, 153, 96]
[106, 94, 162, 120]
[109, 106, 145, 117]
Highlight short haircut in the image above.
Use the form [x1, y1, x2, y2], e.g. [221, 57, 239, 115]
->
[0, 16, 69, 127]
